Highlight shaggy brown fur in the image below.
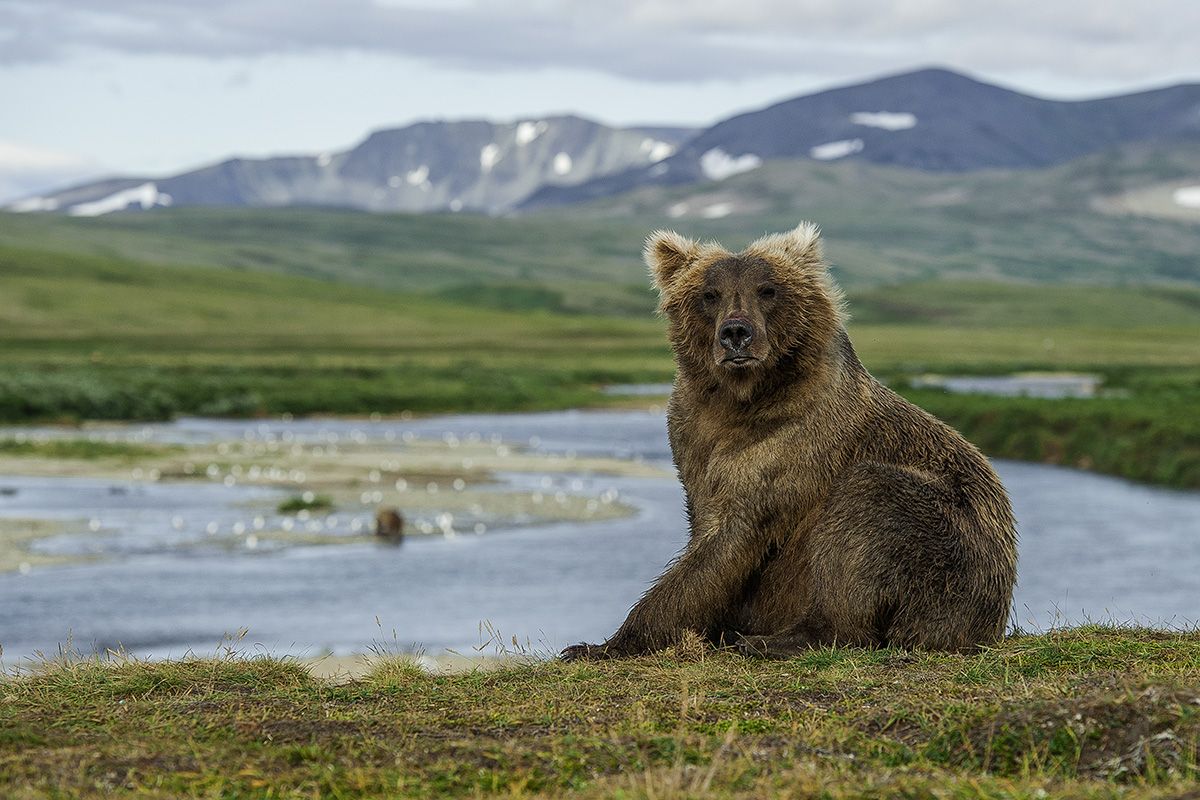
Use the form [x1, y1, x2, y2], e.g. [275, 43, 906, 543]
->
[562, 222, 1017, 660]
[375, 507, 405, 542]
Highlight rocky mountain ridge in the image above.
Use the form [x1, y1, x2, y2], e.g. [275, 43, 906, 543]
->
[9, 116, 693, 217]
[522, 68, 1200, 209]
[10, 67, 1200, 217]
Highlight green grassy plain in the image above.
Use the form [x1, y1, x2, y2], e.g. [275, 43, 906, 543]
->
[0, 242, 670, 419]
[2, 628, 1198, 798]
[1, 208, 1199, 487]
[0, 208, 659, 315]
[2, 189, 1199, 798]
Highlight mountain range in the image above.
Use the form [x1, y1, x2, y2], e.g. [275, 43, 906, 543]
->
[522, 68, 1200, 209]
[8, 67, 1200, 217]
[8, 117, 694, 217]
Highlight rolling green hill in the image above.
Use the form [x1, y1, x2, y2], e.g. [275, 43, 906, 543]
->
[2, 217, 1200, 489]
[0, 243, 670, 420]
[4, 236, 1199, 377]
[562, 141, 1200, 288]
[2, 143, 1199, 323]
[0, 209, 658, 316]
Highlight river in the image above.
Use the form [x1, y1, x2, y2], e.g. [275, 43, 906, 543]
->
[0, 410, 1196, 664]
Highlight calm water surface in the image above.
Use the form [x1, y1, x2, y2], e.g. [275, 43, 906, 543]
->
[0, 410, 1196, 663]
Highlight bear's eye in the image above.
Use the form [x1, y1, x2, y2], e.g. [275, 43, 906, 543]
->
[702, 290, 719, 303]
[758, 285, 777, 300]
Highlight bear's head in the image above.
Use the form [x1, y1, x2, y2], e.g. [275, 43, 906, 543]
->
[645, 222, 845, 394]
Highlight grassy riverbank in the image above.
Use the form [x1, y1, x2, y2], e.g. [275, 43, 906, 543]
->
[3, 233, 1200, 489]
[2, 627, 1198, 798]
[908, 385, 1200, 489]
[0, 243, 670, 421]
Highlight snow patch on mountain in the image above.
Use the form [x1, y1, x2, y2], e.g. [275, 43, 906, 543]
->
[516, 120, 549, 145]
[810, 139, 864, 160]
[406, 165, 430, 185]
[699, 148, 762, 181]
[387, 165, 438, 192]
[640, 138, 675, 162]
[701, 202, 734, 219]
[8, 196, 59, 212]
[1173, 185, 1200, 209]
[68, 183, 172, 217]
[480, 144, 501, 173]
[553, 152, 572, 175]
[850, 111, 917, 130]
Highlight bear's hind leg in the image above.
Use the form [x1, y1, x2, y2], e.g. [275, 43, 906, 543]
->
[735, 616, 834, 659]
[742, 461, 1012, 656]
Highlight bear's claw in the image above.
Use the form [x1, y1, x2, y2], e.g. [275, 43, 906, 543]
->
[560, 642, 607, 662]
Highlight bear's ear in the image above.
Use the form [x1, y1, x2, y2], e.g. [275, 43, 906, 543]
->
[779, 221, 823, 263]
[644, 229, 700, 291]
[747, 221, 825, 269]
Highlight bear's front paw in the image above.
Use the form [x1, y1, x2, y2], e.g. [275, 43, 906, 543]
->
[559, 642, 609, 662]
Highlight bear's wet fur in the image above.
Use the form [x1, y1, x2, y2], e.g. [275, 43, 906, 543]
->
[562, 222, 1017, 660]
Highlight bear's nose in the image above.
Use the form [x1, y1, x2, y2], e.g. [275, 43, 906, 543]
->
[718, 319, 753, 351]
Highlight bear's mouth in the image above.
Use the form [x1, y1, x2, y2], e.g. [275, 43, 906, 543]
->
[722, 354, 758, 367]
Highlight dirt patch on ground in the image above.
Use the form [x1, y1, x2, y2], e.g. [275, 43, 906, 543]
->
[945, 683, 1200, 780]
[258, 717, 388, 743]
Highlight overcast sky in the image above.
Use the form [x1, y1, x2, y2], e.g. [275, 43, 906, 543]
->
[1, 0, 1198, 200]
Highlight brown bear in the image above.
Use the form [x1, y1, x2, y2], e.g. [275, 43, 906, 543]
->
[562, 222, 1017, 660]
[375, 507, 405, 543]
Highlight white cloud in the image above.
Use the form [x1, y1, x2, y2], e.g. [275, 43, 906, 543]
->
[1, 1, 1197, 196]
[2, 0, 1196, 89]
[1174, 186, 1200, 210]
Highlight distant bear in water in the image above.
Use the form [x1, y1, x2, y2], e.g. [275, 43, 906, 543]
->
[375, 508, 405, 542]
[563, 223, 1017, 660]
